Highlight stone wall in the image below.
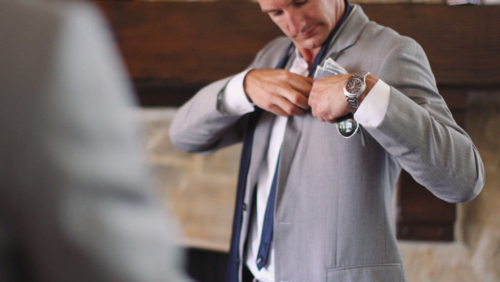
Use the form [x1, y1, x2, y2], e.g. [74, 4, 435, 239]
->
[138, 109, 240, 251]
[137, 90, 500, 281]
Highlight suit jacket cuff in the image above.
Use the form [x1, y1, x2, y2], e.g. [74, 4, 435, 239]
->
[220, 69, 255, 115]
[354, 79, 391, 128]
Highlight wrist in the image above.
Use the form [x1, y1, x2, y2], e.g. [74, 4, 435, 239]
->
[343, 72, 379, 113]
[357, 74, 379, 108]
[243, 69, 256, 103]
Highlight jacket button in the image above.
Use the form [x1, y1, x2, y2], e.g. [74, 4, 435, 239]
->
[242, 203, 247, 211]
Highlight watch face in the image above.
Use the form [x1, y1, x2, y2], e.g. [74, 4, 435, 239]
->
[346, 78, 363, 95]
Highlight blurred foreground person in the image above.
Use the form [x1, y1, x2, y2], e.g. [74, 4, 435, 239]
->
[0, 0, 192, 281]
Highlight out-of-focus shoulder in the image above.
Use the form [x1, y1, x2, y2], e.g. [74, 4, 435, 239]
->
[261, 36, 292, 54]
[362, 21, 419, 50]
[252, 36, 292, 69]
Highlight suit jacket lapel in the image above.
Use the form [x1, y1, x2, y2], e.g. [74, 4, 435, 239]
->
[324, 5, 370, 61]
[246, 111, 274, 195]
[276, 5, 369, 208]
[246, 5, 371, 228]
[277, 116, 303, 207]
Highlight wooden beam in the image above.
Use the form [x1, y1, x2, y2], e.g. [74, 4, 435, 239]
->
[361, 4, 500, 87]
[95, 1, 281, 87]
[95, 2, 500, 88]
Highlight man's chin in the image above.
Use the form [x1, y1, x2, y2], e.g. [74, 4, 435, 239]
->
[295, 39, 322, 51]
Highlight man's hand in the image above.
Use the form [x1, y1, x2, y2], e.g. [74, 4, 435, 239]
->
[244, 69, 313, 117]
[309, 74, 378, 123]
[308, 74, 352, 123]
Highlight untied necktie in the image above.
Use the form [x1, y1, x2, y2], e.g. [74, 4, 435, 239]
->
[255, 22, 343, 269]
[226, 3, 353, 278]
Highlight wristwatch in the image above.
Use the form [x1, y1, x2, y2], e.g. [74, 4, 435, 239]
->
[343, 71, 370, 110]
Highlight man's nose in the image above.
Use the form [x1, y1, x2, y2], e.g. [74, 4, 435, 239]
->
[286, 11, 305, 35]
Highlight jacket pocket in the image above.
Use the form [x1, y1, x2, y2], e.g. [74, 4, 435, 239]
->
[327, 263, 404, 282]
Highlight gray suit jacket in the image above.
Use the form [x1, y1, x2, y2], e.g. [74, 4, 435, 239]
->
[170, 5, 484, 282]
[0, 0, 191, 281]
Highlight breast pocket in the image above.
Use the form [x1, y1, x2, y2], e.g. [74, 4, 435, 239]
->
[327, 263, 404, 282]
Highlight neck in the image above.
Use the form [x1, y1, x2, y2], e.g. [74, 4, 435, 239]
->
[298, 46, 322, 68]
[299, 0, 348, 68]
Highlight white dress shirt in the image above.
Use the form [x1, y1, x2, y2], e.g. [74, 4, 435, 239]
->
[222, 49, 390, 282]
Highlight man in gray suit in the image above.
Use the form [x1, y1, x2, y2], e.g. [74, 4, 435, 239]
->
[170, 0, 485, 281]
[0, 0, 191, 281]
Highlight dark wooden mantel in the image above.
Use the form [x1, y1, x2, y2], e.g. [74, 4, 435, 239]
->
[94, 1, 500, 106]
[94, 1, 500, 242]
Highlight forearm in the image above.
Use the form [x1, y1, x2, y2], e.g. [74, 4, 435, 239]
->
[365, 87, 484, 203]
[170, 37, 293, 153]
[347, 36, 485, 202]
[169, 76, 247, 153]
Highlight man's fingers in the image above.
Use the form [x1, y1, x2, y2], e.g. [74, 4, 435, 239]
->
[267, 105, 290, 117]
[271, 95, 306, 116]
[275, 74, 312, 109]
[280, 87, 310, 110]
[310, 100, 320, 120]
[304, 77, 314, 84]
[288, 75, 313, 97]
[266, 103, 302, 118]
[244, 69, 313, 116]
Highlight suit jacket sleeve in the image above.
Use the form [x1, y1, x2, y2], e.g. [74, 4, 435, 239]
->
[364, 38, 485, 203]
[169, 37, 290, 154]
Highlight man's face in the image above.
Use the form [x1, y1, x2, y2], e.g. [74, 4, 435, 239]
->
[258, 0, 345, 52]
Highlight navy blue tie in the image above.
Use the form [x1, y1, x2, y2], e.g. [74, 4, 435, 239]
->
[226, 108, 263, 282]
[226, 4, 353, 279]
[256, 153, 280, 269]
[251, 5, 353, 265]
[253, 12, 348, 268]
[225, 46, 292, 282]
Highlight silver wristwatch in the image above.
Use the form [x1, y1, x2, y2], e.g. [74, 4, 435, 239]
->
[343, 71, 370, 109]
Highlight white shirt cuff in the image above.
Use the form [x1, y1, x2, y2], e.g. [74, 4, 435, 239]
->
[354, 79, 391, 128]
[222, 69, 255, 115]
